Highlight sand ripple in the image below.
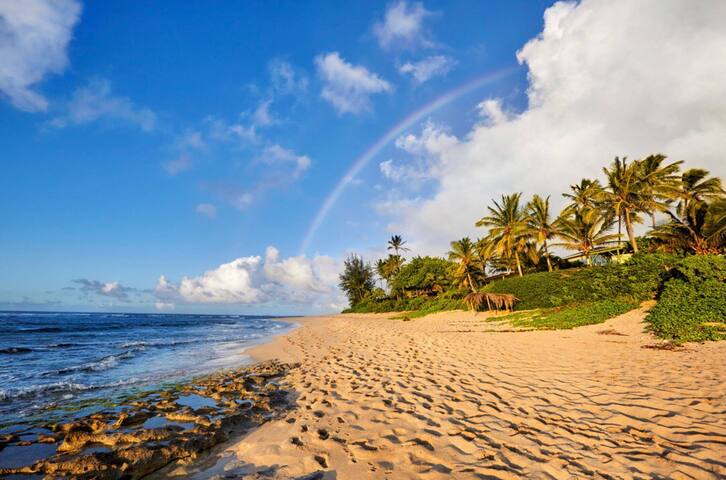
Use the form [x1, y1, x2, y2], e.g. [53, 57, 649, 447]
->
[169, 308, 726, 479]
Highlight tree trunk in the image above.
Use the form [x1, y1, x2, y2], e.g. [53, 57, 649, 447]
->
[466, 271, 477, 293]
[515, 252, 523, 277]
[543, 240, 552, 272]
[624, 209, 639, 253]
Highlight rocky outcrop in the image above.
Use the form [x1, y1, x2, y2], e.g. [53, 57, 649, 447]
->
[0, 360, 296, 479]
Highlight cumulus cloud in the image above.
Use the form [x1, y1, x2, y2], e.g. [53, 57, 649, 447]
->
[373, 1, 433, 51]
[0, 0, 81, 112]
[398, 55, 455, 83]
[195, 203, 217, 218]
[315, 52, 392, 115]
[72, 279, 134, 301]
[50, 78, 156, 131]
[476, 98, 510, 125]
[380, 0, 726, 254]
[155, 247, 343, 311]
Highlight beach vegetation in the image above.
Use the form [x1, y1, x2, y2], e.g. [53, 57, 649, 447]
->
[339, 254, 376, 307]
[342, 155, 724, 342]
[645, 255, 726, 342]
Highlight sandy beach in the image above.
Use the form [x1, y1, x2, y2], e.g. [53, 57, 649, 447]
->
[163, 308, 726, 479]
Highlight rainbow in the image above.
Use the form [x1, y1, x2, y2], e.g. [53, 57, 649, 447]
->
[300, 67, 516, 254]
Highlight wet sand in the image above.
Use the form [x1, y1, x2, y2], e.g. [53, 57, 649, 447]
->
[167, 308, 726, 479]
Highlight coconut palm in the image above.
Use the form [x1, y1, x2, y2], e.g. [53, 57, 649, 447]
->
[651, 199, 726, 254]
[676, 168, 725, 217]
[527, 194, 559, 271]
[555, 208, 619, 266]
[562, 178, 604, 213]
[448, 237, 484, 293]
[387, 235, 410, 256]
[638, 154, 683, 228]
[476, 193, 530, 276]
[601, 157, 648, 253]
[339, 254, 376, 306]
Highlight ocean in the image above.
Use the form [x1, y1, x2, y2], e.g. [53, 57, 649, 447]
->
[0, 311, 295, 427]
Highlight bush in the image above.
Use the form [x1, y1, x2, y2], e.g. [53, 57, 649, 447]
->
[484, 253, 681, 310]
[501, 300, 637, 330]
[390, 256, 454, 294]
[645, 255, 726, 342]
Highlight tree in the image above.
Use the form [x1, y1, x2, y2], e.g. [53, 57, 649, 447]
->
[387, 235, 409, 256]
[476, 193, 530, 276]
[390, 256, 453, 295]
[375, 255, 404, 288]
[448, 237, 484, 293]
[339, 254, 375, 306]
[555, 207, 619, 266]
[638, 154, 683, 228]
[676, 168, 725, 217]
[601, 157, 646, 253]
[562, 178, 604, 213]
[527, 194, 559, 272]
[650, 199, 726, 254]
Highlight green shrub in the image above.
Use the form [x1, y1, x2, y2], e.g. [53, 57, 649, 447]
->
[484, 253, 681, 310]
[645, 255, 726, 342]
[390, 256, 454, 293]
[501, 299, 637, 330]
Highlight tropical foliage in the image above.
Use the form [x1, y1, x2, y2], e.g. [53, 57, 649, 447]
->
[338, 154, 724, 342]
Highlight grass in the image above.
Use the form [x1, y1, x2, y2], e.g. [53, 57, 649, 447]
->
[496, 300, 638, 330]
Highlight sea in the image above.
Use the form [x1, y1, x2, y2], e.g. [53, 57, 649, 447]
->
[0, 311, 295, 427]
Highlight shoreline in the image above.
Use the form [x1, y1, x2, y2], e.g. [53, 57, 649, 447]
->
[165, 309, 726, 479]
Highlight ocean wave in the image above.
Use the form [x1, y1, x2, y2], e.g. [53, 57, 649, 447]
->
[0, 347, 33, 354]
[0, 377, 143, 403]
[43, 350, 137, 377]
[14, 326, 64, 333]
[0, 381, 92, 402]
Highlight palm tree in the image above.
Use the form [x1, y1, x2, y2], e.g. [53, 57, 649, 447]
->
[527, 194, 559, 272]
[448, 237, 484, 293]
[676, 168, 725, 217]
[339, 254, 376, 306]
[638, 154, 683, 228]
[562, 178, 604, 213]
[476, 193, 530, 276]
[387, 235, 409, 256]
[651, 199, 726, 254]
[601, 157, 646, 253]
[555, 208, 619, 266]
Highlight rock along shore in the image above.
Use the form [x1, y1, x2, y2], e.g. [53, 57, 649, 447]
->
[0, 360, 296, 479]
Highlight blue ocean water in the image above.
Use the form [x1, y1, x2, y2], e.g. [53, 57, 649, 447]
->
[0, 311, 294, 426]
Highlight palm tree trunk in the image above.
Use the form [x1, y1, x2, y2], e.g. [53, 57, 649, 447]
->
[624, 209, 639, 253]
[514, 252, 523, 277]
[466, 271, 477, 293]
[543, 240, 552, 272]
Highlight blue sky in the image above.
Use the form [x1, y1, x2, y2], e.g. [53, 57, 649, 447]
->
[1, 1, 724, 313]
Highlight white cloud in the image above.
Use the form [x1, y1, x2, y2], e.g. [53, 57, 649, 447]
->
[72, 278, 134, 301]
[155, 247, 343, 311]
[399, 55, 455, 83]
[373, 1, 433, 51]
[195, 203, 217, 218]
[268, 59, 308, 96]
[252, 99, 275, 127]
[258, 144, 311, 178]
[476, 98, 510, 125]
[315, 52, 392, 115]
[0, 0, 81, 112]
[380, 0, 726, 254]
[51, 78, 156, 131]
[163, 153, 191, 175]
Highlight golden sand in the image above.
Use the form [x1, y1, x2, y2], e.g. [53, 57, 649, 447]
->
[168, 308, 726, 479]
